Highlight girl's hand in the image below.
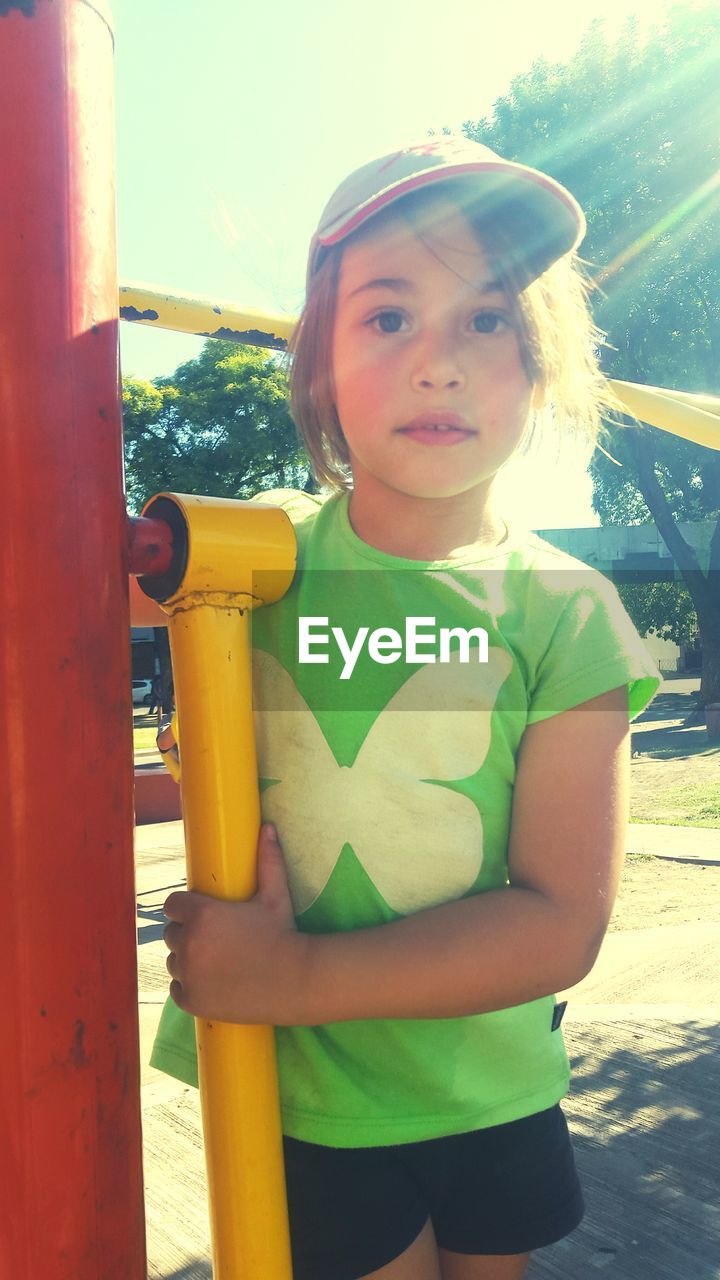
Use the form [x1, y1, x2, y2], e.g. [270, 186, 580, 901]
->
[163, 823, 309, 1026]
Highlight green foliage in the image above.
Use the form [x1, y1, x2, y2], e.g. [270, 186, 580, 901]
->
[590, 424, 720, 527]
[122, 342, 313, 513]
[617, 579, 698, 644]
[463, 3, 720, 527]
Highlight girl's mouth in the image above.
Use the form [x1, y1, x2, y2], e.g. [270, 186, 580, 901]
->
[398, 414, 475, 446]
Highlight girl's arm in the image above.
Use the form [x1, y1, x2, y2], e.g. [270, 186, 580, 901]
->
[297, 684, 630, 1022]
[164, 686, 630, 1025]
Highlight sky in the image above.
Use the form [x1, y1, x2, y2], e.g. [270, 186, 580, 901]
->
[113, 0, 678, 529]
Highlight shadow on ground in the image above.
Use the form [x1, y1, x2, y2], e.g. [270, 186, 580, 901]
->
[145, 1020, 720, 1280]
[528, 1017, 719, 1278]
[631, 679, 717, 759]
[134, 708, 160, 725]
[137, 904, 167, 945]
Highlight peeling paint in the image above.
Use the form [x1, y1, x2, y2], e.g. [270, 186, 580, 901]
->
[165, 589, 257, 616]
[120, 305, 160, 323]
[197, 326, 288, 351]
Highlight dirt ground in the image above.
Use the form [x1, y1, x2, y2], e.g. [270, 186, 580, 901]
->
[630, 675, 719, 820]
[611, 853, 720, 932]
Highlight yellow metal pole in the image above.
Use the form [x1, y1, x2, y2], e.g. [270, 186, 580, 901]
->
[139, 493, 296, 1280]
[609, 379, 720, 451]
[120, 282, 294, 351]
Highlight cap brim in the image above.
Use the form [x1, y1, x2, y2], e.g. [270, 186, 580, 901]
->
[309, 157, 585, 286]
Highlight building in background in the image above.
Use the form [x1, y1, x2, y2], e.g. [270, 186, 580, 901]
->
[538, 522, 713, 674]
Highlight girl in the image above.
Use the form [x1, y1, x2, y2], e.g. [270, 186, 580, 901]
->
[154, 136, 659, 1280]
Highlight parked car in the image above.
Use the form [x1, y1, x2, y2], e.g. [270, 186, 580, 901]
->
[132, 678, 153, 706]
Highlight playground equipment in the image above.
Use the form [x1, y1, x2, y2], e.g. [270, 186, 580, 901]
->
[120, 283, 294, 354]
[3, 3, 719, 1278]
[1, 4, 145, 1277]
[136, 494, 296, 1278]
[609, 380, 720, 453]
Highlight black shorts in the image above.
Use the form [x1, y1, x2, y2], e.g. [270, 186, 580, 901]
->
[283, 1105, 584, 1280]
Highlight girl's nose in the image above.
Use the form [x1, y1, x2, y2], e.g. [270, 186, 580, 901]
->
[410, 335, 465, 392]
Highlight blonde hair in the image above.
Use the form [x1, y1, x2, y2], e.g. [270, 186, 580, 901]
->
[289, 187, 616, 491]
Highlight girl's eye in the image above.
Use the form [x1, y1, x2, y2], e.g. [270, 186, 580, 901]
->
[368, 310, 406, 334]
[472, 310, 509, 334]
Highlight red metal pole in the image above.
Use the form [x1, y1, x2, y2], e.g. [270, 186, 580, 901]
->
[0, 3, 146, 1277]
[127, 514, 175, 578]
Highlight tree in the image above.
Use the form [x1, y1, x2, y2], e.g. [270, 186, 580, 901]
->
[617, 580, 697, 647]
[122, 341, 314, 514]
[464, 3, 720, 707]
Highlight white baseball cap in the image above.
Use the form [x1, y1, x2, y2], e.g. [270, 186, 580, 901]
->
[308, 136, 586, 285]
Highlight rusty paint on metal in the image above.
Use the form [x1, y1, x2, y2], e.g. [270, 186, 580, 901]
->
[119, 284, 296, 352]
[162, 589, 257, 616]
[120, 305, 160, 322]
[197, 326, 288, 351]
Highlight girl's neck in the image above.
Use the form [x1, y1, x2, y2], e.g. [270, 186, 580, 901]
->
[346, 482, 508, 562]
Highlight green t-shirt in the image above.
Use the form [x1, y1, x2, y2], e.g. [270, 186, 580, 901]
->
[151, 489, 659, 1146]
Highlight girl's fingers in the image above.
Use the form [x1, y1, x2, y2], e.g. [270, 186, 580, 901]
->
[169, 979, 185, 1009]
[164, 890, 194, 920]
[163, 921, 181, 951]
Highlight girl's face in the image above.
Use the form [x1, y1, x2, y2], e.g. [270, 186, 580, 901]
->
[330, 200, 534, 510]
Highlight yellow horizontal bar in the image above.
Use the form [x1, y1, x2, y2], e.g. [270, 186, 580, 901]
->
[609, 379, 720, 451]
[118, 284, 720, 452]
[119, 283, 294, 352]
